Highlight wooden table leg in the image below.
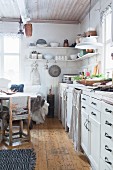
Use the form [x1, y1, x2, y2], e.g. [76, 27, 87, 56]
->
[9, 98, 12, 146]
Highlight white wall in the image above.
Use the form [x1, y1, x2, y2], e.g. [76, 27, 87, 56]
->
[77, 0, 112, 74]
[0, 22, 80, 115]
[1, 0, 111, 115]
[21, 23, 80, 114]
[26, 23, 79, 46]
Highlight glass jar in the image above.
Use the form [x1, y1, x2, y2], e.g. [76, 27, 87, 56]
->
[63, 39, 69, 47]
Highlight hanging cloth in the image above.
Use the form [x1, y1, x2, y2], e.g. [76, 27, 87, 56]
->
[69, 88, 82, 152]
[30, 62, 41, 85]
[61, 89, 67, 130]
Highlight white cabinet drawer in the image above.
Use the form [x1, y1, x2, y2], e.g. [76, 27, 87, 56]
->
[90, 97, 101, 111]
[89, 107, 100, 123]
[81, 102, 90, 115]
[81, 94, 90, 104]
[100, 158, 110, 170]
[101, 147, 113, 170]
[101, 114, 113, 136]
[101, 126, 113, 147]
[101, 139, 113, 162]
[102, 101, 113, 118]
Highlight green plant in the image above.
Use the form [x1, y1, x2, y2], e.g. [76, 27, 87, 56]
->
[73, 76, 82, 81]
[90, 74, 104, 78]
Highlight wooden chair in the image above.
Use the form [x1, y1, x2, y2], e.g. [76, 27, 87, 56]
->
[3, 96, 31, 146]
[0, 78, 11, 91]
[0, 78, 11, 141]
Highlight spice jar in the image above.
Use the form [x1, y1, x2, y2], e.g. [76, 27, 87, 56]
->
[63, 39, 69, 47]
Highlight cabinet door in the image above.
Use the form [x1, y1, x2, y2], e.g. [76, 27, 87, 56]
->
[67, 92, 73, 129]
[89, 117, 100, 170]
[81, 111, 89, 155]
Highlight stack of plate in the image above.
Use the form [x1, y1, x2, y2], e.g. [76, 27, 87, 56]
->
[36, 39, 47, 47]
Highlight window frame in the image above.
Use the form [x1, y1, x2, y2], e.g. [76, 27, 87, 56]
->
[0, 35, 21, 82]
[102, 7, 112, 77]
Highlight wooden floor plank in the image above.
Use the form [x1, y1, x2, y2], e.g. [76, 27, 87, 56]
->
[0, 117, 91, 170]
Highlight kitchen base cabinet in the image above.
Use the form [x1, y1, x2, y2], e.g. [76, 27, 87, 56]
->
[81, 94, 90, 156]
[81, 93, 101, 170]
[81, 111, 89, 155]
[89, 117, 100, 170]
[58, 83, 67, 128]
[100, 101, 113, 170]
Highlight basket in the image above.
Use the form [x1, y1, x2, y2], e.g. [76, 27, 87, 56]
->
[85, 31, 97, 37]
[76, 79, 111, 86]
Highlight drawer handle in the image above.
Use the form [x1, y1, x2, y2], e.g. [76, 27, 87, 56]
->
[105, 120, 112, 126]
[82, 98, 86, 101]
[105, 145, 112, 152]
[82, 106, 86, 109]
[84, 120, 87, 128]
[105, 132, 112, 139]
[91, 112, 96, 116]
[86, 119, 90, 131]
[84, 119, 88, 128]
[105, 157, 112, 165]
[91, 102, 97, 105]
[84, 122, 86, 127]
[105, 108, 112, 113]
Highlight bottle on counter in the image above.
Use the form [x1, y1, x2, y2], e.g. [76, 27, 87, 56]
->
[66, 77, 73, 84]
[49, 85, 53, 95]
[82, 72, 85, 79]
[112, 71, 113, 85]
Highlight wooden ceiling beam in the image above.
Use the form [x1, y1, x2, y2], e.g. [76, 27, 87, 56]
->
[31, 19, 79, 24]
[0, 17, 79, 24]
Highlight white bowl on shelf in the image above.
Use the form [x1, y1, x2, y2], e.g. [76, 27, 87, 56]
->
[70, 54, 77, 60]
[50, 42, 59, 47]
[44, 54, 53, 60]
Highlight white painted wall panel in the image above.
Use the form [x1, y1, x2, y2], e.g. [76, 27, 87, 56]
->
[78, 0, 112, 74]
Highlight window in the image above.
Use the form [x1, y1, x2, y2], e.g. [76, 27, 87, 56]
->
[102, 5, 113, 77]
[0, 35, 20, 83]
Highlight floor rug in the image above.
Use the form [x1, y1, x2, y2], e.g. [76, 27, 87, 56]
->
[0, 149, 36, 170]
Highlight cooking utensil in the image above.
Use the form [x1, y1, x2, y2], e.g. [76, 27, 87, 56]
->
[48, 65, 61, 77]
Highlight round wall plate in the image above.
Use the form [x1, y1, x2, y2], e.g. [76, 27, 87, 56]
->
[48, 65, 61, 77]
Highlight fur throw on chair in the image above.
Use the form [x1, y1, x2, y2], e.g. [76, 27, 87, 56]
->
[31, 95, 49, 124]
[0, 106, 9, 130]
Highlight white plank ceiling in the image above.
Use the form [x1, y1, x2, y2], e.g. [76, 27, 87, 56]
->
[0, 0, 98, 24]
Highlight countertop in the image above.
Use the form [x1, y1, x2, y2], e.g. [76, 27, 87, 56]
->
[60, 82, 113, 103]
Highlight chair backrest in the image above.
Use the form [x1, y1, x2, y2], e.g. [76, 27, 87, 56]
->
[0, 78, 11, 91]
[9, 96, 30, 114]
